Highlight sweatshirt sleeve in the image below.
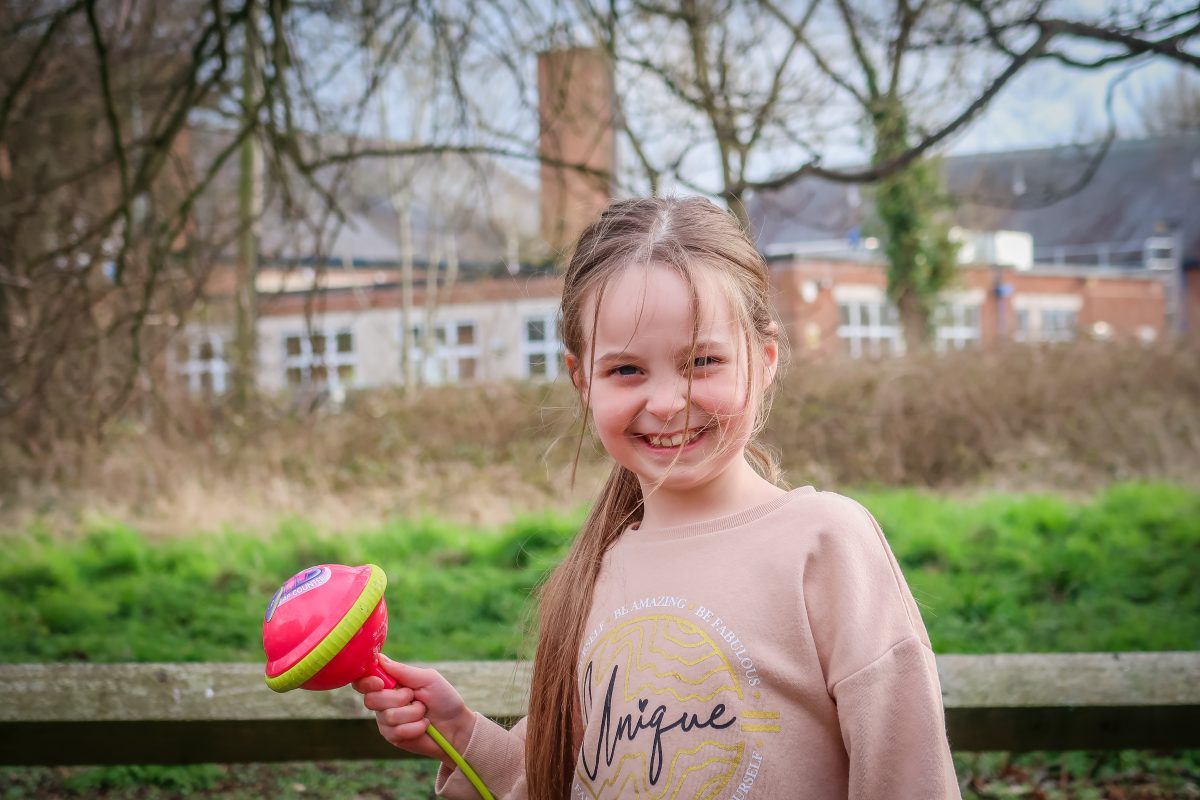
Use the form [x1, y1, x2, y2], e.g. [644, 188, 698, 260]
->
[435, 714, 528, 800]
[803, 494, 960, 800]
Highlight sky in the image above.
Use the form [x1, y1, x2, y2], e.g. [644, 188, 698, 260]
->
[313, 2, 1195, 198]
[945, 0, 1193, 154]
[948, 58, 1187, 156]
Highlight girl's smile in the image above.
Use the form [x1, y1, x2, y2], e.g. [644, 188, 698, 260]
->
[636, 423, 712, 452]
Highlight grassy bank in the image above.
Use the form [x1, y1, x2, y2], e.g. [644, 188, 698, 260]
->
[1, 483, 1198, 797]
[0, 510, 579, 663]
[2, 482, 1197, 662]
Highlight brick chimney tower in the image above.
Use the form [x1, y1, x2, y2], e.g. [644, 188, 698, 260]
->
[538, 48, 615, 258]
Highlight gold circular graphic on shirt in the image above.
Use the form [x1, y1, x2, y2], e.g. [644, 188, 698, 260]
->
[576, 613, 746, 800]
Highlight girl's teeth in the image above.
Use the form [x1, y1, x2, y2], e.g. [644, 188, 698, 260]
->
[647, 429, 700, 448]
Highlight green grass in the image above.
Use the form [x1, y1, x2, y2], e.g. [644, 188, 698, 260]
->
[2, 482, 1197, 663]
[0, 510, 582, 664]
[857, 482, 1200, 653]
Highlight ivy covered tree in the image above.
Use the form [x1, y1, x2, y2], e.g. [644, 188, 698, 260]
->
[871, 100, 959, 348]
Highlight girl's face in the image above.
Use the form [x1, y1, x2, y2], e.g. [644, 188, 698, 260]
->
[567, 262, 777, 498]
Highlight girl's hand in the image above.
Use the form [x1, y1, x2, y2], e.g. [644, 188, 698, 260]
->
[352, 656, 477, 766]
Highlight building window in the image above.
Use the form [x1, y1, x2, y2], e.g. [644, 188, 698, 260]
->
[1015, 306, 1078, 343]
[523, 314, 563, 379]
[453, 322, 479, 380]
[1040, 308, 1077, 342]
[284, 329, 355, 389]
[837, 300, 904, 358]
[404, 320, 480, 384]
[175, 332, 229, 395]
[1015, 309, 1029, 340]
[935, 302, 982, 351]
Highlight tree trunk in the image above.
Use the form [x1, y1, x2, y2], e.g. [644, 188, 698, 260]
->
[725, 188, 750, 235]
[896, 289, 930, 352]
[399, 204, 416, 394]
[232, 2, 261, 411]
[871, 98, 955, 353]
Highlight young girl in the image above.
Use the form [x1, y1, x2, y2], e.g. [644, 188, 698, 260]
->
[356, 197, 960, 799]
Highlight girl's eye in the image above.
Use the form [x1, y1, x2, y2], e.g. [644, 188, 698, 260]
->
[612, 364, 639, 376]
[693, 355, 719, 369]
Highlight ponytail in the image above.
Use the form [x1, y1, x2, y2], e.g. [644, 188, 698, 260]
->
[525, 463, 642, 800]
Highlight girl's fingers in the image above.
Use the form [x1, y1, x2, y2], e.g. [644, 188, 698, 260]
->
[352, 675, 384, 694]
[377, 656, 466, 722]
[379, 718, 430, 744]
[360, 657, 462, 759]
[378, 701, 426, 728]
[361, 687, 414, 712]
[378, 656, 443, 689]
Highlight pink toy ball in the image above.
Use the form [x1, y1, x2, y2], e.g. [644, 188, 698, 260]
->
[261, 563, 496, 800]
[262, 563, 397, 692]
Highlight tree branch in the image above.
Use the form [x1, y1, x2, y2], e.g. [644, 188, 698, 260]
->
[758, 0, 869, 107]
[0, 1, 86, 144]
[84, 0, 135, 284]
[1038, 16, 1200, 69]
[744, 25, 1055, 191]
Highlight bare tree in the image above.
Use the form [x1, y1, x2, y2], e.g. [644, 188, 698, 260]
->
[0, 0, 441, 472]
[1134, 68, 1200, 134]
[2, 0, 1195, 475]
[1, 0, 243, 469]
[232, 0, 264, 412]
[370, 21, 423, 394]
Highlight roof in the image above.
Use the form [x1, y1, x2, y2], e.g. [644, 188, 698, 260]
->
[186, 127, 548, 271]
[747, 135, 1200, 269]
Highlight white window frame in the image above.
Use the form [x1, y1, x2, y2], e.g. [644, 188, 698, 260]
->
[403, 319, 481, 384]
[935, 298, 983, 352]
[174, 331, 230, 395]
[284, 328, 356, 390]
[1037, 308, 1079, 342]
[1013, 295, 1081, 343]
[522, 313, 563, 380]
[834, 288, 904, 359]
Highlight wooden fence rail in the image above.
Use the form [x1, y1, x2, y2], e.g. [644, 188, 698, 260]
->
[2, 653, 1198, 766]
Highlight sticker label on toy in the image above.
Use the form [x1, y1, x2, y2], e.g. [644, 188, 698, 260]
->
[264, 566, 332, 621]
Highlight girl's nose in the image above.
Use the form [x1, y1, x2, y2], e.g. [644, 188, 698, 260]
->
[644, 375, 688, 420]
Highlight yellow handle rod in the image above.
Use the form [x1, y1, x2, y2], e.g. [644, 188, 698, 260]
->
[426, 722, 495, 800]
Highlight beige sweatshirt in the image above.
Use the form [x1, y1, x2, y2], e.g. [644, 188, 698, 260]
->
[437, 487, 961, 799]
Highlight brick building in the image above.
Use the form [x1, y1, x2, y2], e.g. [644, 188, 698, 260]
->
[750, 135, 1200, 353]
[174, 55, 1198, 396]
[770, 259, 1169, 358]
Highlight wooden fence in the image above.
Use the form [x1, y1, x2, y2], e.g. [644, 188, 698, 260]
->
[2, 653, 1198, 766]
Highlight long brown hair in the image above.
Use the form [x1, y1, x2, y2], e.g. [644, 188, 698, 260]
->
[525, 197, 784, 799]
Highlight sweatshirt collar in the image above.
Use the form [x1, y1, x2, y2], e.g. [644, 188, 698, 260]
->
[627, 485, 816, 543]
